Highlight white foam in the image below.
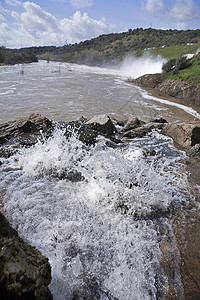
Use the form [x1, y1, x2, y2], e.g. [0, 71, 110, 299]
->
[0, 128, 188, 299]
[118, 54, 166, 79]
[137, 87, 200, 120]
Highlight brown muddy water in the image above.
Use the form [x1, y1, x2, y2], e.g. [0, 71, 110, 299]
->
[0, 60, 199, 123]
[0, 60, 200, 300]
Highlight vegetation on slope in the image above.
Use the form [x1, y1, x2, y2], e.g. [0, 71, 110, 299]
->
[149, 44, 199, 60]
[0, 47, 38, 65]
[1, 28, 199, 89]
[18, 28, 200, 65]
[162, 53, 200, 86]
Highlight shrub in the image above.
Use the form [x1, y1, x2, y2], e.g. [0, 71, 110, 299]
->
[173, 56, 192, 74]
[162, 55, 191, 74]
[162, 58, 176, 72]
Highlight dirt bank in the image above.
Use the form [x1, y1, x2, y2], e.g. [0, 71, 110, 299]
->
[130, 73, 200, 108]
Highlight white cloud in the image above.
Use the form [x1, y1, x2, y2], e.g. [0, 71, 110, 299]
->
[0, 22, 13, 46]
[60, 11, 114, 44]
[0, 4, 10, 15]
[143, 0, 165, 14]
[70, 0, 93, 9]
[0, 1, 115, 48]
[168, 0, 196, 21]
[143, 0, 197, 27]
[0, 13, 6, 22]
[11, 10, 20, 20]
[174, 22, 188, 30]
[5, 0, 22, 7]
[21, 2, 58, 34]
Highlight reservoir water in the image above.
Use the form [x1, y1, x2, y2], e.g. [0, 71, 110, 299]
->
[0, 60, 199, 299]
[0, 60, 199, 123]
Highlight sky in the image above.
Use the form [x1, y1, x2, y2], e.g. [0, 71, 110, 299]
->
[0, 0, 199, 48]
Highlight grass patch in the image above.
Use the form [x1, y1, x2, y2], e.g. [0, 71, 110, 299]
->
[165, 53, 200, 86]
[148, 44, 199, 60]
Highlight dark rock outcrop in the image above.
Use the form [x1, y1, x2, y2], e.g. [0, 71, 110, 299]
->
[0, 212, 52, 299]
[65, 121, 98, 146]
[132, 74, 200, 107]
[130, 73, 163, 89]
[64, 115, 118, 146]
[121, 117, 145, 132]
[162, 121, 200, 151]
[122, 125, 152, 139]
[0, 113, 52, 146]
[122, 121, 166, 139]
[156, 79, 200, 106]
[86, 115, 117, 137]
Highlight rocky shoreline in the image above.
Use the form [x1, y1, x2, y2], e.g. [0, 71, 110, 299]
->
[0, 113, 200, 299]
[129, 74, 200, 107]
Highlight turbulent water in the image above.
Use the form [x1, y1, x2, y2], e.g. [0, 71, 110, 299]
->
[0, 60, 200, 123]
[0, 60, 199, 299]
[0, 127, 189, 299]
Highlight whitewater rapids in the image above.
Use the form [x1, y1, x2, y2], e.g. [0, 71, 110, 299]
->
[0, 126, 189, 299]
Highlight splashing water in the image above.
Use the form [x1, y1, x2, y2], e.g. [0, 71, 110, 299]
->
[118, 54, 166, 79]
[0, 127, 188, 299]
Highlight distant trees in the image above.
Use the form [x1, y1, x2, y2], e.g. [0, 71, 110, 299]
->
[1, 28, 200, 66]
[0, 46, 5, 63]
[162, 58, 176, 73]
[0, 47, 38, 65]
[162, 55, 192, 74]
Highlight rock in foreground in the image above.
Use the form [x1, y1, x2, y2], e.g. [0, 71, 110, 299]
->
[86, 115, 117, 136]
[0, 213, 52, 299]
[0, 113, 52, 146]
[162, 121, 200, 155]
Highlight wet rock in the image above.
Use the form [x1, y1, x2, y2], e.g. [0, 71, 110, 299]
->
[122, 121, 167, 139]
[121, 117, 144, 132]
[156, 79, 200, 106]
[0, 147, 16, 158]
[159, 225, 185, 300]
[122, 126, 151, 139]
[77, 115, 88, 123]
[0, 113, 52, 146]
[113, 119, 126, 127]
[0, 212, 52, 299]
[171, 210, 200, 300]
[132, 74, 200, 107]
[188, 143, 200, 156]
[162, 121, 200, 149]
[151, 117, 167, 124]
[57, 170, 84, 182]
[144, 149, 157, 156]
[86, 115, 117, 137]
[65, 121, 98, 146]
[78, 125, 98, 146]
[131, 73, 163, 88]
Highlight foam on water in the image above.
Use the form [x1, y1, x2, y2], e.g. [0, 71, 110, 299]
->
[136, 86, 200, 120]
[118, 54, 166, 79]
[0, 60, 199, 123]
[0, 127, 188, 299]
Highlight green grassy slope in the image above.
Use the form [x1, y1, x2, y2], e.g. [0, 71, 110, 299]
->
[19, 28, 200, 65]
[149, 44, 199, 60]
[164, 53, 200, 86]
[2, 28, 200, 87]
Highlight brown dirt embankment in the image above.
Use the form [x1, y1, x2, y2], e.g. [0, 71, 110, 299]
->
[161, 121, 200, 299]
[130, 73, 200, 107]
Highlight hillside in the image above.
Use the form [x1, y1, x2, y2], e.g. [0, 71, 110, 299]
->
[164, 52, 200, 86]
[18, 28, 200, 65]
[131, 52, 200, 106]
[0, 47, 38, 65]
[1, 28, 200, 101]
